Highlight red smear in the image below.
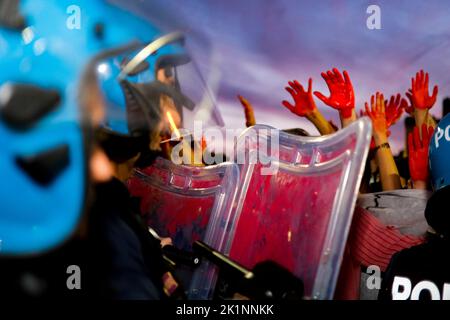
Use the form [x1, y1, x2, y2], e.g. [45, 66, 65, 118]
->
[229, 162, 343, 295]
[128, 165, 217, 252]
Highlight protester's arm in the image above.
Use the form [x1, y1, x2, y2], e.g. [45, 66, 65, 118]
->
[365, 92, 402, 191]
[313, 68, 356, 128]
[308, 108, 337, 134]
[426, 114, 437, 128]
[408, 124, 434, 190]
[408, 70, 438, 132]
[237, 95, 256, 127]
[360, 93, 405, 162]
[282, 78, 335, 135]
[340, 109, 357, 128]
[384, 94, 406, 137]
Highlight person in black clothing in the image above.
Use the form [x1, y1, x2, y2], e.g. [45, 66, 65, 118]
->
[379, 113, 450, 300]
[378, 185, 450, 300]
[0, 149, 175, 300]
[88, 167, 177, 299]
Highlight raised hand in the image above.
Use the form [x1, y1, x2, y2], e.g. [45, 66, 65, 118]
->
[314, 68, 355, 118]
[282, 78, 316, 117]
[408, 124, 434, 183]
[237, 95, 256, 127]
[365, 92, 387, 138]
[411, 70, 438, 110]
[366, 92, 402, 191]
[385, 94, 406, 128]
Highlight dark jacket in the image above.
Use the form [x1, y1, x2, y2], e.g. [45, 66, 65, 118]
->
[0, 178, 168, 299]
[378, 186, 450, 300]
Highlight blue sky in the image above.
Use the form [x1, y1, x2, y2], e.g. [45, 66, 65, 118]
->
[116, 0, 450, 153]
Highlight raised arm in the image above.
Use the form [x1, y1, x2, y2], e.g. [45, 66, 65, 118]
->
[282, 78, 335, 135]
[408, 124, 434, 190]
[365, 92, 401, 191]
[237, 95, 256, 127]
[384, 93, 406, 137]
[314, 68, 357, 128]
[407, 70, 438, 131]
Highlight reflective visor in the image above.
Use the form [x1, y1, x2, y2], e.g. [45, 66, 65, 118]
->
[82, 32, 224, 145]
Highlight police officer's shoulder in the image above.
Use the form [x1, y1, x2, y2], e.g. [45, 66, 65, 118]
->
[425, 185, 450, 238]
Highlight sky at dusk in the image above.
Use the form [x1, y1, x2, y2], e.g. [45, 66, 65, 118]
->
[116, 0, 450, 154]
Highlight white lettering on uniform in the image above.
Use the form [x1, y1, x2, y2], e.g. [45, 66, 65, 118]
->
[411, 281, 440, 300]
[392, 276, 411, 300]
[392, 276, 450, 300]
[445, 125, 450, 143]
[435, 127, 444, 148]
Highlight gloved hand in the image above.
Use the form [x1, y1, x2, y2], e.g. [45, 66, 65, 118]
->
[408, 124, 434, 182]
[282, 78, 316, 117]
[238, 95, 256, 127]
[410, 70, 438, 110]
[365, 92, 387, 139]
[314, 68, 355, 119]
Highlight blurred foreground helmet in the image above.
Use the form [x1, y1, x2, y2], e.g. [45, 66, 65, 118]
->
[429, 113, 450, 191]
[0, 0, 173, 254]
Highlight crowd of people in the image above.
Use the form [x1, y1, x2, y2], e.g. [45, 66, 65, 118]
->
[238, 68, 450, 300]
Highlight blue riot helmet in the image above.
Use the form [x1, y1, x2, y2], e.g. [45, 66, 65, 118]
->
[428, 113, 450, 191]
[91, 33, 184, 163]
[92, 31, 225, 163]
[426, 113, 450, 237]
[0, 0, 170, 255]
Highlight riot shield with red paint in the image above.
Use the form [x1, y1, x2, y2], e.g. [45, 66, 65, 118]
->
[224, 118, 371, 299]
[127, 158, 240, 298]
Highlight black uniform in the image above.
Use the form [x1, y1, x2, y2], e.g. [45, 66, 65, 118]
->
[87, 178, 168, 299]
[378, 185, 450, 300]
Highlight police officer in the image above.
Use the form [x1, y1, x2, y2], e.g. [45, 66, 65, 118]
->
[0, 0, 180, 298]
[379, 113, 450, 300]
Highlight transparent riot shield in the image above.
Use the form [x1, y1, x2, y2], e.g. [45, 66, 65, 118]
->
[127, 157, 240, 299]
[224, 118, 372, 299]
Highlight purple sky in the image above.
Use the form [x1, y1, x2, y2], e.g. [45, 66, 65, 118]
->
[116, 0, 450, 154]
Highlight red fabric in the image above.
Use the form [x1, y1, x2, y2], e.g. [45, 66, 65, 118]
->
[334, 206, 425, 300]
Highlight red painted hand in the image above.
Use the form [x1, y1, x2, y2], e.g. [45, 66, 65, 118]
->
[314, 68, 355, 118]
[408, 124, 434, 182]
[282, 78, 316, 117]
[365, 92, 387, 136]
[385, 94, 406, 128]
[411, 70, 438, 110]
